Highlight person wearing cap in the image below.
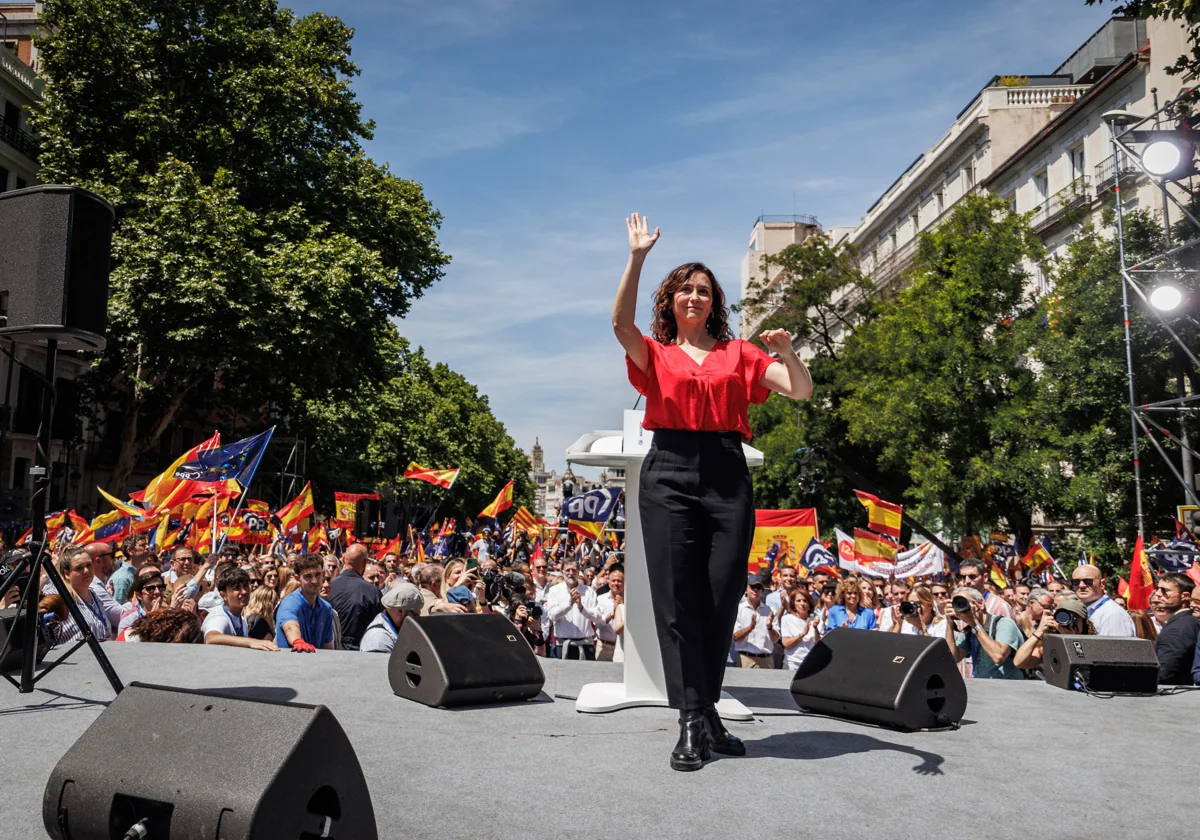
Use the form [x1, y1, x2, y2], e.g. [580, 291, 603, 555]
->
[1014, 595, 1093, 672]
[360, 582, 425, 653]
[732, 575, 779, 669]
[201, 567, 279, 651]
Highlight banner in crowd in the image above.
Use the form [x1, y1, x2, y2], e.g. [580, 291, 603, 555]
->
[562, 487, 619, 540]
[748, 509, 818, 574]
[832, 528, 945, 578]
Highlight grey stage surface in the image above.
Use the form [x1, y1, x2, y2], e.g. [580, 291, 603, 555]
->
[1, 644, 1195, 839]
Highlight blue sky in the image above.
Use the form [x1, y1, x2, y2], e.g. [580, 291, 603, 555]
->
[289, 0, 1113, 475]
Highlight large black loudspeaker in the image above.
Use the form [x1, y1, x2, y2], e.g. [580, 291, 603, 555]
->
[0, 606, 49, 672]
[389, 613, 545, 707]
[0, 185, 113, 347]
[1042, 634, 1158, 694]
[789, 628, 968, 731]
[354, 498, 381, 537]
[43, 682, 377, 840]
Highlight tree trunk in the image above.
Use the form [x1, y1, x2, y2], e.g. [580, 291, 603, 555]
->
[106, 385, 193, 493]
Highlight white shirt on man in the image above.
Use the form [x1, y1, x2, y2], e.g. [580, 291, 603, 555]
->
[594, 591, 619, 643]
[1087, 596, 1136, 637]
[200, 607, 249, 638]
[734, 601, 774, 655]
[545, 581, 605, 641]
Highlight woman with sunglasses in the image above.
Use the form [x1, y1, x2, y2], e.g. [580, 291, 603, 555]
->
[116, 568, 167, 641]
[615, 213, 812, 771]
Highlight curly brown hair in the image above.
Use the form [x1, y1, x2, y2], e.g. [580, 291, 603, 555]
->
[650, 263, 735, 344]
[128, 608, 201, 643]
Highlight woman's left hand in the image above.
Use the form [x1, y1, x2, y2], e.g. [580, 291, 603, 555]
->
[759, 329, 794, 355]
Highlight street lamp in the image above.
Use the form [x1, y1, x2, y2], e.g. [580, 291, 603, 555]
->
[1150, 284, 1184, 311]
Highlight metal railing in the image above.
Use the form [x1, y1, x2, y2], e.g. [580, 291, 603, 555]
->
[0, 119, 38, 159]
[1093, 152, 1139, 193]
[756, 214, 819, 227]
[1031, 176, 1091, 230]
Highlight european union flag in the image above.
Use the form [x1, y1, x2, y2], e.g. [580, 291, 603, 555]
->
[173, 428, 274, 487]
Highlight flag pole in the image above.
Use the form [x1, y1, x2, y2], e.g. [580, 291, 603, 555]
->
[216, 486, 248, 555]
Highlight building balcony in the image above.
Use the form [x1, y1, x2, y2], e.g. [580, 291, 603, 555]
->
[1093, 152, 1140, 193]
[0, 46, 42, 98]
[0, 119, 38, 160]
[1031, 176, 1091, 232]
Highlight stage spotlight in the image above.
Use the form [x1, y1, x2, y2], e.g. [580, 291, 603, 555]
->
[1150, 284, 1183, 311]
[1143, 139, 1186, 176]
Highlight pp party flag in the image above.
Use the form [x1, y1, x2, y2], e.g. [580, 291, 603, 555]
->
[561, 487, 619, 541]
[510, 506, 542, 536]
[479, 480, 515, 519]
[333, 492, 380, 528]
[854, 528, 898, 567]
[403, 462, 461, 490]
[801, 536, 838, 571]
[1128, 534, 1154, 610]
[274, 481, 315, 536]
[140, 431, 221, 514]
[173, 428, 273, 488]
[1020, 538, 1054, 575]
[748, 509, 819, 572]
[238, 499, 273, 545]
[854, 490, 902, 540]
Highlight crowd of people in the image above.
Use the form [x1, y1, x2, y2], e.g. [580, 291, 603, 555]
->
[4, 528, 1198, 688]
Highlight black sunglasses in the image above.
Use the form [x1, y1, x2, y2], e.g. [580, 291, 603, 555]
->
[749, 583, 764, 590]
[1070, 579, 1099, 589]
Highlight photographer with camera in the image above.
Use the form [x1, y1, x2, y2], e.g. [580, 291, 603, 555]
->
[1014, 596, 1093, 672]
[887, 584, 946, 637]
[944, 587, 1024, 679]
[507, 591, 545, 652]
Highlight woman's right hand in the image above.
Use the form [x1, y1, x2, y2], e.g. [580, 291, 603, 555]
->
[627, 212, 660, 257]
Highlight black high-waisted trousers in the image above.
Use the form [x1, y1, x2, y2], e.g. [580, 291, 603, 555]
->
[639, 429, 755, 711]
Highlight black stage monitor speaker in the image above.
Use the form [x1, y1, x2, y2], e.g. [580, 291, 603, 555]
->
[354, 498, 381, 537]
[389, 613, 545, 707]
[0, 185, 114, 348]
[43, 682, 377, 840]
[0, 605, 49, 672]
[1042, 634, 1159, 694]
[789, 628, 968, 731]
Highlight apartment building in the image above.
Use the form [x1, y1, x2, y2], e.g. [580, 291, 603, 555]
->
[984, 17, 1187, 283]
[738, 215, 823, 338]
[0, 2, 40, 192]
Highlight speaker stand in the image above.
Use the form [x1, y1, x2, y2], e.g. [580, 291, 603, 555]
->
[0, 338, 122, 695]
[575, 683, 754, 720]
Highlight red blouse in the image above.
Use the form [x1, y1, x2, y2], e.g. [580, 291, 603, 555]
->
[625, 335, 777, 441]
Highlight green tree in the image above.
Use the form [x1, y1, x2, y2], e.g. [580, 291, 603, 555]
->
[740, 235, 905, 535]
[837, 194, 1053, 546]
[33, 0, 450, 491]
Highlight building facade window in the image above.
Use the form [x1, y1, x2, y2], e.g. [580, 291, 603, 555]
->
[936, 189, 944, 216]
[1069, 145, 1085, 182]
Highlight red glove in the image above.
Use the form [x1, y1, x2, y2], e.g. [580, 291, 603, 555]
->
[290, 639, 317, 653]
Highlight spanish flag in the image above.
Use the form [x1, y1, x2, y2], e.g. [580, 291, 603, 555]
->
[374, 534, 402, 560]
[275, 482, 315, 536]
[1020, 539, 1054, 574]
[479, 480, 514, 519]
[1128, 534, 1154, 610]
[403, 462, 460, 490]
[333, 491, 380, 528]
[854, 490, 903, 540]
[854, 528, 898, 566]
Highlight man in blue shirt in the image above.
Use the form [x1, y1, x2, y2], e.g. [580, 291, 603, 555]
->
[276, 554, 336, 652]
[946, 586, 1024, 680]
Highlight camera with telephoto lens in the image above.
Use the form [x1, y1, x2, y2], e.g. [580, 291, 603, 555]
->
[951, 595, 972, 614]
[481, 568, 527, 606]
[1053, 608, 1076, 627]
[507, 592, 543, 621]
[1, 548, 32, 599]
[899, 600, 918, 617]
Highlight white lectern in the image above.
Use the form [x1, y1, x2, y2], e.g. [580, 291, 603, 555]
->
[565, 425, 763, 721]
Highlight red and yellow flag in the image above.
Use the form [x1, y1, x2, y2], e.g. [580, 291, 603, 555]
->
[333, 491, 380, 528]
[510, 506, 544, 535]
[854, 528, 898, 567]
[275, 482, 315, 536]
[139, 431, 222, 515]
[1020, 540, 1054, 574]
[403, 462, 460, 490]
[479, 480, 514, 519]
[1128, 534, 1154, 610]
[854, 490, 902, 540]
[374, 534, 402, 560]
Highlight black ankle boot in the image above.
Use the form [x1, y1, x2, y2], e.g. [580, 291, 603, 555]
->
[670, 709, 711, 771]
[702, 705, 746, 756]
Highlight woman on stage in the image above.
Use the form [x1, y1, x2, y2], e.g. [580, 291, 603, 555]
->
[613, 213, 812, 771]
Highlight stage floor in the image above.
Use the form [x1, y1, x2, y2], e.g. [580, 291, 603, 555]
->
[2, 643, 1194, 839]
